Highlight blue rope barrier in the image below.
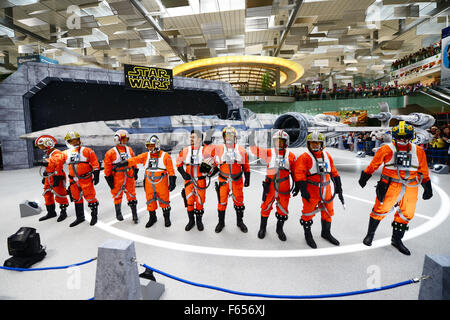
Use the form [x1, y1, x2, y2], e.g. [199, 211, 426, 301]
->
[0, 258, 97, 272]
[142, 263, 420, 299]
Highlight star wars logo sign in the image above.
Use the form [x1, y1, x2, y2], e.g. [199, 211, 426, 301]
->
[124, 64, 173, 92]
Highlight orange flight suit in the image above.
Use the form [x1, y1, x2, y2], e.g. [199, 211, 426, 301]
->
[42, 148, 68, 206]
[213, 144, 250, 211]
[294, 149, 339, 223]
[176, 145, 214, 212]
[104, 145, 137, 205]
[250, 146, 296, 218]
[362, 142, 430, 224]
[48, 146, 100, 204]
[127, 150, 175, 212]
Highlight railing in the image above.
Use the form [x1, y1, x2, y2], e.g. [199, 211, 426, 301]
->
[237, 87, 415, 100]
[391, 46, 441, 72]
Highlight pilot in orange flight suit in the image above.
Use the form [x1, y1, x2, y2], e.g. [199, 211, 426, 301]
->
[176, 130, 216, 232]
[249, 129, 296, 241]
[213, 126, 250, 233]
[34, 135, 69, 223]
[292, 131, 343, 249]
[359, 121, 432, 255]
[47, 131, 101, 227]
[115, 135, 176, 228]
[104, 130, 139, 223]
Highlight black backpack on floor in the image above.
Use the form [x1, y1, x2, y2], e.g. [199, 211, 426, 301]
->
[4, 227, 46, 268]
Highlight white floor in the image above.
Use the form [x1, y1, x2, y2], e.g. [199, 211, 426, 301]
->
[0, 148, 449, 300]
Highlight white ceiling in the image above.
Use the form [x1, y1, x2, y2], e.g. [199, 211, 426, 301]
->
[0, 0, 448, 83]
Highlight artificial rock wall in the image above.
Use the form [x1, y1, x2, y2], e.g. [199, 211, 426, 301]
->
[0, 62, 243, 170]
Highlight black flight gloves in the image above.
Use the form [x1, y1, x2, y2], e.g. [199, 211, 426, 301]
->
[422, 180, 433, 200]
[358, 170, 372, 188]
[177, 166, 191, 181]
[292, 180, 310, 201]
[244, 171, 250, 187]
[93, 169, 100, 185]
[169, 175, 177, 192]
[104, 175, 114, 189]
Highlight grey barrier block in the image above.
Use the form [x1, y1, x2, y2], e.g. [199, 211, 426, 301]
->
[418, 255, 450, 300]
[19, 201, 42, 218]
[140, 278, 165, 300]
[94, 239, 143, 300]
[431, 164, 449, 175]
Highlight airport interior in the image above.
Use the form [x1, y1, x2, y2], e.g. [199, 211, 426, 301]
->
[0, 0, 450, 304]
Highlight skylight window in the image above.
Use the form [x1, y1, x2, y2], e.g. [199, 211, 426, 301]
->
[157, 0, 245, 17]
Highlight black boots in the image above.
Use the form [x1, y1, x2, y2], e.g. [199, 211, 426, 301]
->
[257, 216, 268, 239]
[162, 207, 171, 227]
[57, 204, 68, 222]
[213, 207, 247, 234]
[300, 219, 317, 249]
[195, 209, 204, 231]
[185, 210, 196, 231]
[321, 220, 340, 246]
[391, 221, 411, 255]
[185, 210, 204, 231]
[275, 214, 287, 241]
[115, 203, 124, 221]
[363, 217, 381, 246]
[299, 219, 339, 248]
[363, 218, 411, 255]
[88, 202, 99, 226]
[145, 211, 157, 228]
[215, 210, 225, 233]
[257, 215, 287, 241]
[39, 204, 57, 221]
[70, 203, 85, 227]
[235, 205, 248, 233]
[129, 200, 138, 224]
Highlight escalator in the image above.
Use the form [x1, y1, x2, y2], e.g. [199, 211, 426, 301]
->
[419, 86, 450, 106]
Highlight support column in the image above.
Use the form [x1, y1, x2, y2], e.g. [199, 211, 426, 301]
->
[275, 66, 280, 95]
[2, 7, 13, 66]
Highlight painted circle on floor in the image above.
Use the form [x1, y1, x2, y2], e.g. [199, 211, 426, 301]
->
[94, 182, 449, 258]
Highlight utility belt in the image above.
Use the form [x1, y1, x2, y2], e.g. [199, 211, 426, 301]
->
[42, 172, 66, 199]
[264, 175, 290, 193]
[68, 172, 92, 180]
[380, 174, 420, 186]
[185, 176, 207, 189]
[112, 166, 132, 173]
[218, 171, 242, 182]
[144, 170, 167, 185]
[68, 161, 93, 181]
[113, 166, 134, 179]
[262, 175, 290, 202]
[306, 171, 332, 187]
[376, 173, 422, 203]
[306, 179, 331, 187]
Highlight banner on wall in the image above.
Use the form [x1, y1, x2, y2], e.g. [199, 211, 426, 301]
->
[17, 55, 58, 66]
[124, 64, 173, 92]
[324, 110, 368, 126]
[390, 54, 441, 80]
[441, 26, 450, 88]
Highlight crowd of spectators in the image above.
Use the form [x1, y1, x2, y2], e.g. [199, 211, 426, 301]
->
[391, 41, 441, 71]
[288, 82, 439, 101]
[342, 132, 382, 156]
[339, 123, 450, 166]
[425, 124, 450, 166]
